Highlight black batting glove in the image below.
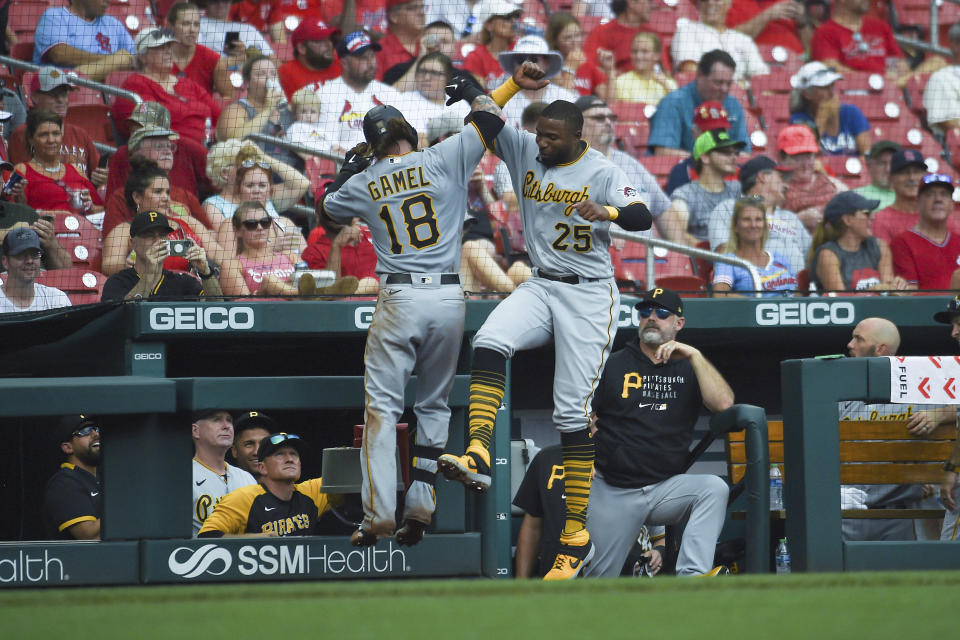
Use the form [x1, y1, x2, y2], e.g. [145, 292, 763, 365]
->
[445, 75, 486, 106]
[341, 143, 372, 175]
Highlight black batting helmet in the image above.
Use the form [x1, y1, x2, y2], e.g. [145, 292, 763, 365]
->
[362, 105, 418, 151]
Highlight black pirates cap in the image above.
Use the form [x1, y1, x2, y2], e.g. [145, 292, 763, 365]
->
[235, 411, 278, 433]
[636, 287, 684, 317]
[257, 432, 303, 461]
[56, 414, 97, 444]
[934, 295, 960, 324]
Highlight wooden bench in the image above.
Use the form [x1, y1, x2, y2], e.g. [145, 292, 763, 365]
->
[726, 420, 952, 520]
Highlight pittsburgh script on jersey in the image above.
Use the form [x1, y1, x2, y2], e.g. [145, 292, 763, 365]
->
[367, 166, 431, 201]
[621, 373, 685, 400]
[262, 514, 311, 536]
[522, 171, 590, 216]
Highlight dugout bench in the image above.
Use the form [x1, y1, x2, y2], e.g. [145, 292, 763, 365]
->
[781, 357, 960, 571]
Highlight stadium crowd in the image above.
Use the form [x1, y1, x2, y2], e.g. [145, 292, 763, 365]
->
[0, 0, 958, 307]
[0, 0, 956, 578]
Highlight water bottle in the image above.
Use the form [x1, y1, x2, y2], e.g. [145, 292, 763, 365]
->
[776, 538, 791, 575]
[204, 117, 213, 147]
[769, 464, 783, 511]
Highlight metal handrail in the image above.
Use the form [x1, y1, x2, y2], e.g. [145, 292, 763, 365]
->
[609, 228, 765, 297]
[244, 133, 344, 166]
[0, 56, 143, 105]
[894, 35, 950, 57]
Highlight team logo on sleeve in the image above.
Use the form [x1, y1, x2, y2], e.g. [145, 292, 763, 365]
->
[621, 186, 638, 198]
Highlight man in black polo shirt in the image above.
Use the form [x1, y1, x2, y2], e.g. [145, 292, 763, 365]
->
[197, 433, 339, 537]
[100, 211, 222, 301]
[584, 288, 734, 577]
[42, 414, 102, 540]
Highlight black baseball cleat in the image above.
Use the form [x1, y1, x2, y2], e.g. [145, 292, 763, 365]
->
[395, 519, 427, 546]
[350, 527, 379, 547]
[437, 449, 491, 493]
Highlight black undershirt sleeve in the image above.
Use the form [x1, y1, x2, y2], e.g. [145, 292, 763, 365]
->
[469, 111, 505, 149]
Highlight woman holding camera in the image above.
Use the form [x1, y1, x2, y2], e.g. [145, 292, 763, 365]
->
[12, 109, 103, 218]
[101, 157, 227, 275]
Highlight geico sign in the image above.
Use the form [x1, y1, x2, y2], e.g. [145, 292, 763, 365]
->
[133, 352, 163, 360]
[149, 307, 255, 331]
[355, 306, 375, 329]
[755, 302, 855, 326]
[167, 542, 409, 578]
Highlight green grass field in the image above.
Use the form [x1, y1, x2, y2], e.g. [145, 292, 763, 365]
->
[2, 572, 958, 639]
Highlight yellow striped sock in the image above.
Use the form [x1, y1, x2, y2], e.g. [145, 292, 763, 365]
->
[468, 369, 505, 452]
[560, 431, 594, 537]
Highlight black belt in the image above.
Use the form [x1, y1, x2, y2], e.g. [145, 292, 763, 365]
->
[536, 271, 602, 285]
[383, 273, 460, 285]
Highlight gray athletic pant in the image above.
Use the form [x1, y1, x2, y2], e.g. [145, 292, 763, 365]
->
[360, 280, 466, 535]
[584, 470, 728, 577]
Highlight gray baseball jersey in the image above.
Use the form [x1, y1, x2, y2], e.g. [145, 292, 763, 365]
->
[192, 458, 256, 536]
[493, 126, 642, 278]
[324, 120, 490, 536]
[324, 123, 488, 273]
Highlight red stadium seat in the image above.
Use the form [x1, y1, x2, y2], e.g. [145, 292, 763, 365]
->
[754, 93, 791, 124]
[64, 104, 116, 145]
[8, 0, 49, 41]
[819, 155, 870, 188]
[843, 94, 908, 122]
[639, 155, 679, 186]
[34, 268, 107, 305]
[654, 274, 707, 296]
[53, 212, 103, 271]
[105, 0, 157, 35]
[749, 72, 792, 99]
[795, 268, 810, 296]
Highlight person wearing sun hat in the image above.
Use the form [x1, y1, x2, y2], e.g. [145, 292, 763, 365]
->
[498, 35, 578, 127]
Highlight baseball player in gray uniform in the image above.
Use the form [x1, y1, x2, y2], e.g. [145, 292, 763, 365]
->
[320, 65, 547, 547]
[437, 78, 654, 579]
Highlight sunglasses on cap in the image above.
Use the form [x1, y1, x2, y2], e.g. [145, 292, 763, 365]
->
[241, 217, 272, 230]
[73, 424, 99, 438]
[240, 159, 271, 170]
[145, 28, 176, 42]
[637, 306, 673, 319]
[267, 433, 300, 446]
[922, 173, 953, 186]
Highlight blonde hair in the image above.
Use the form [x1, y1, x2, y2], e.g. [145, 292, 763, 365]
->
[726, 197, 768, 253]
[205, 139, 261, 190]
[291, 87, 323, 115]
[807, 217, 846, 267]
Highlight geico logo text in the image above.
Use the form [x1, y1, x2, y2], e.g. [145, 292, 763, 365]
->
[755, 302, 855, 326]
[133, 353, 163, 360]
[149, 307, 255, 331]
[355, 306, 375, 329]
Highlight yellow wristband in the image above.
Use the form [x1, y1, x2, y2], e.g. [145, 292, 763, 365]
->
[490, 77, 521, 108]
[604, 206, 619, 221]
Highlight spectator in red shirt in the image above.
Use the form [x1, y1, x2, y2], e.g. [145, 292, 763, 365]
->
[726, 0, 808, 54]
[810, 0, 907, 77]
[168, 2, 241, 100]
[583, 0, 669, 74]
[229, 0, 272, 34]
[302, 216, 379, 294]
[891, 173, 960, 291]
[267, 0, 326, 44]
[106, 101, 214, 214]
[112, 28, 221, 143]
[462, 0, 520, 88]
[9, 67, 104, 188]
[376, 0, 426, 81]
[277, 17, 342, 100]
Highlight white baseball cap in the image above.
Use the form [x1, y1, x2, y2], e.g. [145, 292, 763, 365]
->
[790, 61, 843, 90]
[498, 35, 563, 79]
[135, 28, 178, 55]
[477, 0, 522, 26]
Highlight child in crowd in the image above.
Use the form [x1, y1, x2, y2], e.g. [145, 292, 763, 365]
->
[284, 87, 331, 160]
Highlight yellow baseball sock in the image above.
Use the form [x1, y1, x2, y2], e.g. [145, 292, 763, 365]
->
[560, 429, 594, 540]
